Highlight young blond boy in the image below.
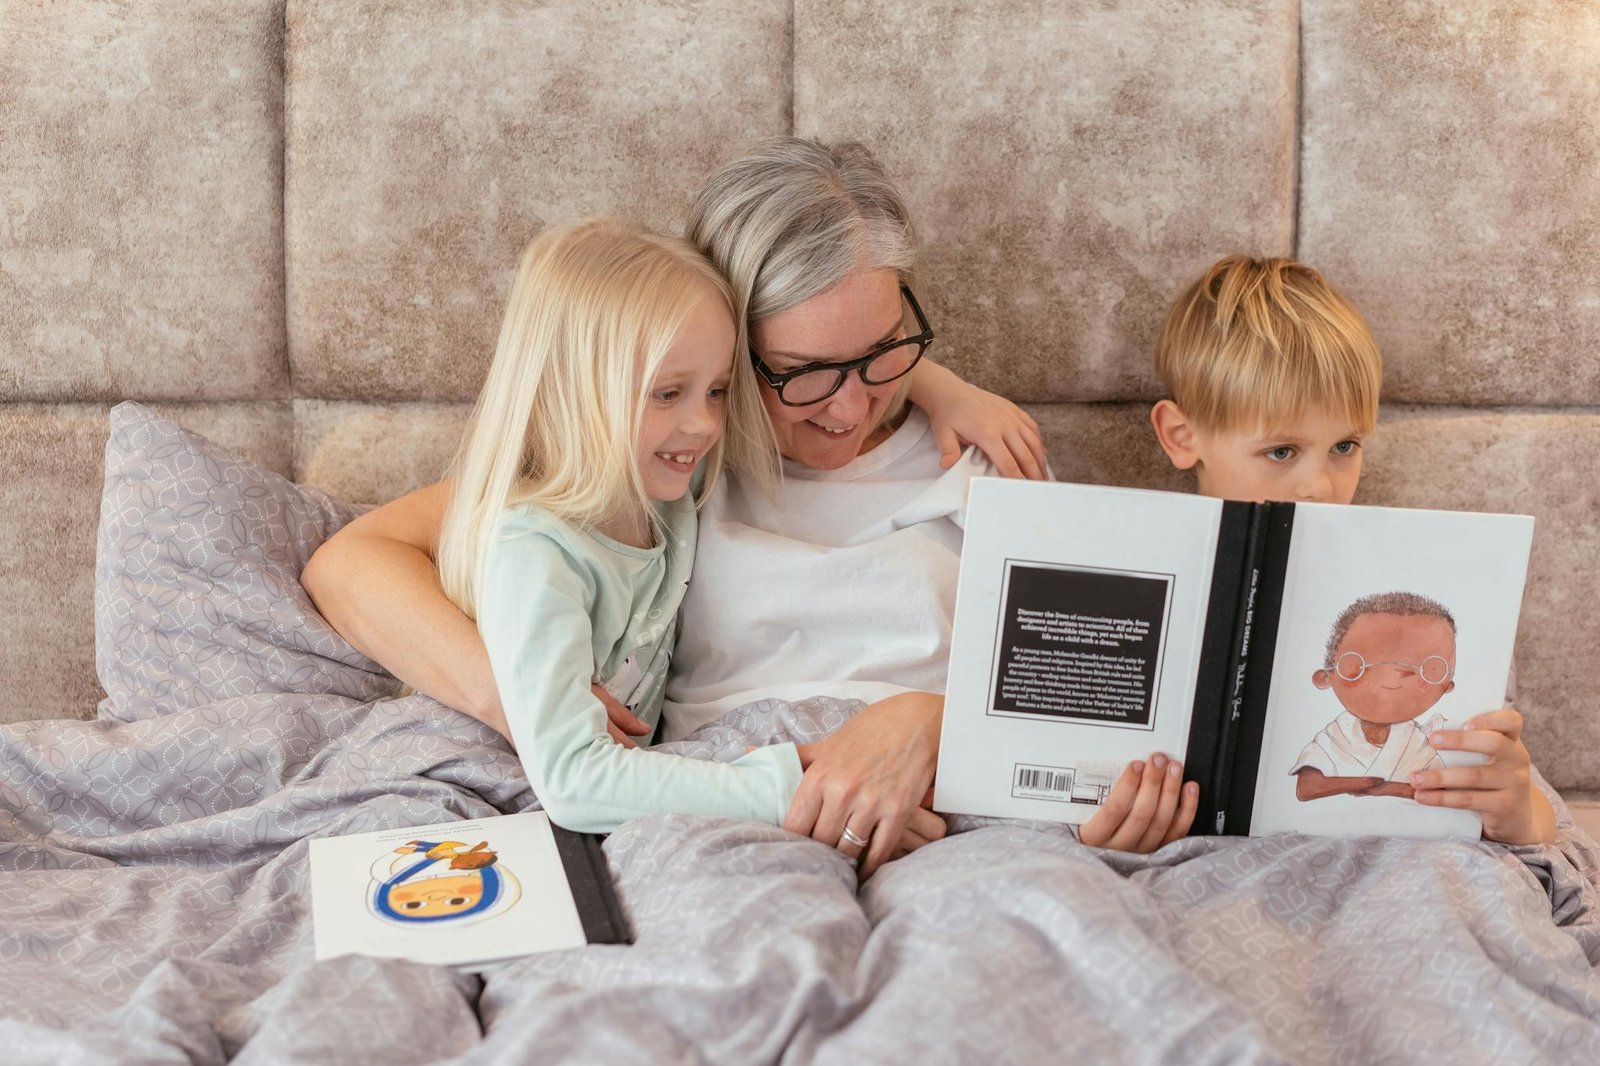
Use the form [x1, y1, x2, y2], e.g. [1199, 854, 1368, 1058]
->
[1116, 255, 1552, 847]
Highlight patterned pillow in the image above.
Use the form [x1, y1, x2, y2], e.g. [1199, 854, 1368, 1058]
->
[94, 402, 402, 720]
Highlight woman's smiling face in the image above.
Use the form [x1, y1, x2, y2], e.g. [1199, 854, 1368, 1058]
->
[749, 267, 907, 470]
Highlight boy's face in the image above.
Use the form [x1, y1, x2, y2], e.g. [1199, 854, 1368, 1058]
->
[1152, 400, 1365, 505]
[1312, 612, 1456, 725]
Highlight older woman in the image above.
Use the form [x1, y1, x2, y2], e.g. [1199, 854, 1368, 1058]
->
[304, 138, 1190, 875]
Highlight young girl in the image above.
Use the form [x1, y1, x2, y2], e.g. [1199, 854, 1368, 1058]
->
[436, 218, 801, 833]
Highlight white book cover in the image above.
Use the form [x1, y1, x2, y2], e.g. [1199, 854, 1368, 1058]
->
[936, 479, 1225, 825]
[935, 479, 1533, 840]
[1247, 502, 1532, 839]
[309, 811, 589, 971]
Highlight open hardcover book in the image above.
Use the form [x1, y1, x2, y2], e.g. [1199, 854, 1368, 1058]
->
[309, 810, 629, 971]
[934, 480, 1534, 839]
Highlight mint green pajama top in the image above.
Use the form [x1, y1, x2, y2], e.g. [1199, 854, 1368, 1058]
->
[476, 497, 803, 834]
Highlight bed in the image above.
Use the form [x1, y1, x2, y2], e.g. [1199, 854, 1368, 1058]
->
[5, 3, 1600, 1062]
[3, 404, 1599, 1063]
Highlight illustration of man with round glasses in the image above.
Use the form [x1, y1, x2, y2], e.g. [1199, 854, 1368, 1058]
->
[1292, 591, 1457, 803]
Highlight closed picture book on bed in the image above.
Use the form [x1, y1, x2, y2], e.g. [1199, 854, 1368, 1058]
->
[309, 811, 629, 972]
[934, 480, 1535, 840]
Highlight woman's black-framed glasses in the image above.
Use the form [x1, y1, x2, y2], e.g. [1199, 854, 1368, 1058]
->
[750, 284, 935, 406]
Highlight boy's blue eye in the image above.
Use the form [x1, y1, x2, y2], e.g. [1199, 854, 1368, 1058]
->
[1332, 439, 1360, 456]
[1265, 446, 1295, 462]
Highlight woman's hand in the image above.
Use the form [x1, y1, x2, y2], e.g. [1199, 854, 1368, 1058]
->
[784, 691, 946, 878]
[591, 684, 653, 748]
[1413, 707, 1556, 844]
[908, 361, 1049, 479]
[1078, 752, 1198, 853]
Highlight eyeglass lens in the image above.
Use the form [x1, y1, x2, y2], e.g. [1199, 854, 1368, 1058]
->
[1333, 652, 1451, 685]
[779, 338, 925, 404]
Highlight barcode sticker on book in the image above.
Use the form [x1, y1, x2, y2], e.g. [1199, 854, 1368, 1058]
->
[1012, 763, 1074, 802]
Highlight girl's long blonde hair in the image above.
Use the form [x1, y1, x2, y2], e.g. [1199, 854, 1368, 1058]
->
[436, 218, 762, 619]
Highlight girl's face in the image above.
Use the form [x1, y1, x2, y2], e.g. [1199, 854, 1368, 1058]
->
[637, 293, 736, 502]
[750, 267, 907, 470]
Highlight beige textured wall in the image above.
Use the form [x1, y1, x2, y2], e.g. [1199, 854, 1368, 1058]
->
[1300, 2, 1600, 406]
[2, 2, 1598, 793]
[0, 1, 285, 401]
[285, 0, 792, 402]
[796, 0, 1299, 402]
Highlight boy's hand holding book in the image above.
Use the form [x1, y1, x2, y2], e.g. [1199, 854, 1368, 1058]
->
[1078, 752, 1200, 853]
[1412, 707, 1556, 845]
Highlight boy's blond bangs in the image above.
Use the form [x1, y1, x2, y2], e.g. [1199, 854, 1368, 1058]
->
[1154, 256, 1382, 436]
[435, 218, 771, 619]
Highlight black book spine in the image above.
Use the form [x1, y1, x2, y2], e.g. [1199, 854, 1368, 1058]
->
[551, 826, 633, 945]
[1218, 502, 1296, 836]
[1196, 504, 1269, 835]
[1183, 501, 1256, 836]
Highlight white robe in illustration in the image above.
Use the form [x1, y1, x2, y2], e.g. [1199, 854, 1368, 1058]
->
[1290, 711, 1445, 782]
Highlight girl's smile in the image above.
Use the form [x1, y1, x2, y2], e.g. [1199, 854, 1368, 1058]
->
[634, 292, 736, 504]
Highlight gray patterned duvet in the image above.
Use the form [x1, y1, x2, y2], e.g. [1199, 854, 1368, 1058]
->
[6, 404, 1599, 1063]
[3, 691, 1600, 1066]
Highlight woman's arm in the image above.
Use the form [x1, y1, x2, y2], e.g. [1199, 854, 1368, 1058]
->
[908, 360, 1049, 479]
[301, 480, 652, 746]
[302, 481, 507, 727]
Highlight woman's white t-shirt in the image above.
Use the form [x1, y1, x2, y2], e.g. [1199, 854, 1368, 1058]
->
[661, 408, 994, 740]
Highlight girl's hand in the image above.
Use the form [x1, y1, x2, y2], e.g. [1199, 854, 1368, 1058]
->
[784, 692, 944, 879]
[1078, 753, 1198, 853]
[591, 684, 652, 748]
[889, 805, 949, 862]
[461, 685, 647, 750]
[908, 361, 1048, 479]
[1413, 707, 1556, 844]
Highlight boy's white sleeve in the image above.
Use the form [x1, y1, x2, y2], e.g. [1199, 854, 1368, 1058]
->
[477, 534, 802, 835]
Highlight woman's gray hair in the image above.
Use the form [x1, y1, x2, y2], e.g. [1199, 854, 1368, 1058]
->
[685, 137, 919, 327]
